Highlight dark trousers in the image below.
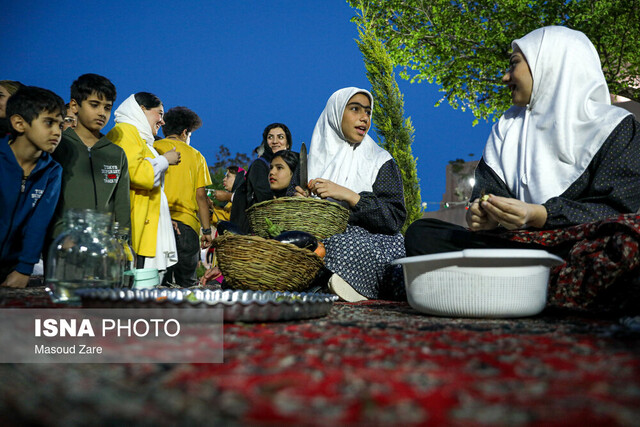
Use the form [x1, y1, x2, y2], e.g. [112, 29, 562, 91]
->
[404, 218, 566, 257]
[162, 220, 199, 287]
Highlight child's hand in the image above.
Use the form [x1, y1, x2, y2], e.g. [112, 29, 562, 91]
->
[201, 233, 213, 248]
[200, 266, 222, 285]
[163, 148, 181, 165]
[1, 271, 30, 288]
[172, 220, 181, 235]
[308, 178, 360, 207]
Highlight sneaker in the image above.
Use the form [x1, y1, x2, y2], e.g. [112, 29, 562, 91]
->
[328, 274, 368, 302]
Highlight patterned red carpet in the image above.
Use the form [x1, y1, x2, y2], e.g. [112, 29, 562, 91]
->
[0, 287, 639, 426]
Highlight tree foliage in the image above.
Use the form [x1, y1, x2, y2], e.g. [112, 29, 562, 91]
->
[348, 0, 640, 123]
[356, 17, 422, 232]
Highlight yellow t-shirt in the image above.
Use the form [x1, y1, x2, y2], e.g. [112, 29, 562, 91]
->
[154, 138, 212, 234]
[211, 202, 232, 225]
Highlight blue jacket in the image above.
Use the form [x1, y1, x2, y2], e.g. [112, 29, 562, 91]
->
[0, 141, 62, 275]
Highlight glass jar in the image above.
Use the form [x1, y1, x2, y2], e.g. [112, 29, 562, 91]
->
[45, 209, 123, 303]
[114, 223, 136, 288]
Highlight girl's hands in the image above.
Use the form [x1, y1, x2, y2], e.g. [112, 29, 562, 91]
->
[466, 197, 499, 231]
[467, 194, 547, 231]
[163, 148, 181, 165]
[308, 178, 360, 208]
[293, 185, 310, 197]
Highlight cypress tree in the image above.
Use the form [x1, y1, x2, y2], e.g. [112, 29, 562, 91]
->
[356, 17, 422, 233]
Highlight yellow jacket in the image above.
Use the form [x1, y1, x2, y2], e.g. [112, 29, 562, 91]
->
[106, 123, 160, 257]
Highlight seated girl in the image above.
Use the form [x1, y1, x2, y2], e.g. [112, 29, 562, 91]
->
[405, 26, 640, 313]
[269, 150, 298, 197]
[106, 92, 181, 275]
[230, 123, 293, 233]
[297, 87, 407, 301]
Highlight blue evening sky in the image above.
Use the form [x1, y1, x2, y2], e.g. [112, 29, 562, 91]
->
[1, 0, 495, 209]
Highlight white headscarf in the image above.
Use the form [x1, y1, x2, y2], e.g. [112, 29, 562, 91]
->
[483, 26, 632, 204]
[114, 94, 155, 145]
[307, 87, 392, 194]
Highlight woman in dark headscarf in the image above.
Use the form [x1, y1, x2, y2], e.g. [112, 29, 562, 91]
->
[230, 122, 293, 233]
[269, 150, 299, 198]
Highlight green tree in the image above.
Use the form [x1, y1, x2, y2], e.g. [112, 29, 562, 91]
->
[356, 15, 422, 232]
[348, 0, 640, 123]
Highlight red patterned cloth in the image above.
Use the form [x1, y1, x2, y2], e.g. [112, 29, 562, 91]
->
[1, 300, 639, 426]
[497, 214, 640, 313]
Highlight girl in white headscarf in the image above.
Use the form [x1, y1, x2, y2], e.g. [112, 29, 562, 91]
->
[106, 92, 181, 274]
[299, 87, 407, 301]
[404, 27, 640, 314]
[406, 26, 639, 258]
[473, 26, 637, 230]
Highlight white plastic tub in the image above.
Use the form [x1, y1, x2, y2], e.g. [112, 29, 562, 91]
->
[393, 249, 564, 318]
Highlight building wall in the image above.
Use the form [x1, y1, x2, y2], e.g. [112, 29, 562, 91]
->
[422, 160, 479, 227]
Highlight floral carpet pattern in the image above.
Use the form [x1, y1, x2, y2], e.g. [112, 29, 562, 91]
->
[0, 287, 639, 426]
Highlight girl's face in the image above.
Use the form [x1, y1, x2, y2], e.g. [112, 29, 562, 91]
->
[269, 156, 293, 191]
[341, 93, 371, 144]
[502, 47, 533, 107]
[222, 171, 236, 192]
[141, 104, 165, 136]
[0, 85, 11, 118]
[266, 127, 289, 153]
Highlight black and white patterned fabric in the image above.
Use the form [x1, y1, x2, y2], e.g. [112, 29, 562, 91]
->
[324, 225, 405, 299]
[322, 159, 407, 300]
[472, 116, 640, 228]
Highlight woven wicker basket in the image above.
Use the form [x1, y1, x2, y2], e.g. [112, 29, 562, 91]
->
[246, 197, 350, 240]
[212, 233, 325, 292]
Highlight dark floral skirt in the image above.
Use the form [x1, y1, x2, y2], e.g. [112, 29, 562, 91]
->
[493, 214, 640, 314]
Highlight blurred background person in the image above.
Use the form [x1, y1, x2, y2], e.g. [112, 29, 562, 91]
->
[0, 80, 25, 141]
[62, 103, 77, 130]
[210, 165, 244, 224]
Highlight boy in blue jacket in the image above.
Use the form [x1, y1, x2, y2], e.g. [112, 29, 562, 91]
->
[0, 86, 64, 288]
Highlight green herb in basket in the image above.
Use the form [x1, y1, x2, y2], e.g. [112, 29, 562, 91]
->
[265, 218, 284, 237]
[195, 263, 206, 279]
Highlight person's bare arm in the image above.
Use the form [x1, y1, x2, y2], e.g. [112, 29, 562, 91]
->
[196, 187, 213, 248]
[212, 190, 232, 202]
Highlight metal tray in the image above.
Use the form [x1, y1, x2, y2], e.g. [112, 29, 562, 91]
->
[75, 288, 338, 322]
